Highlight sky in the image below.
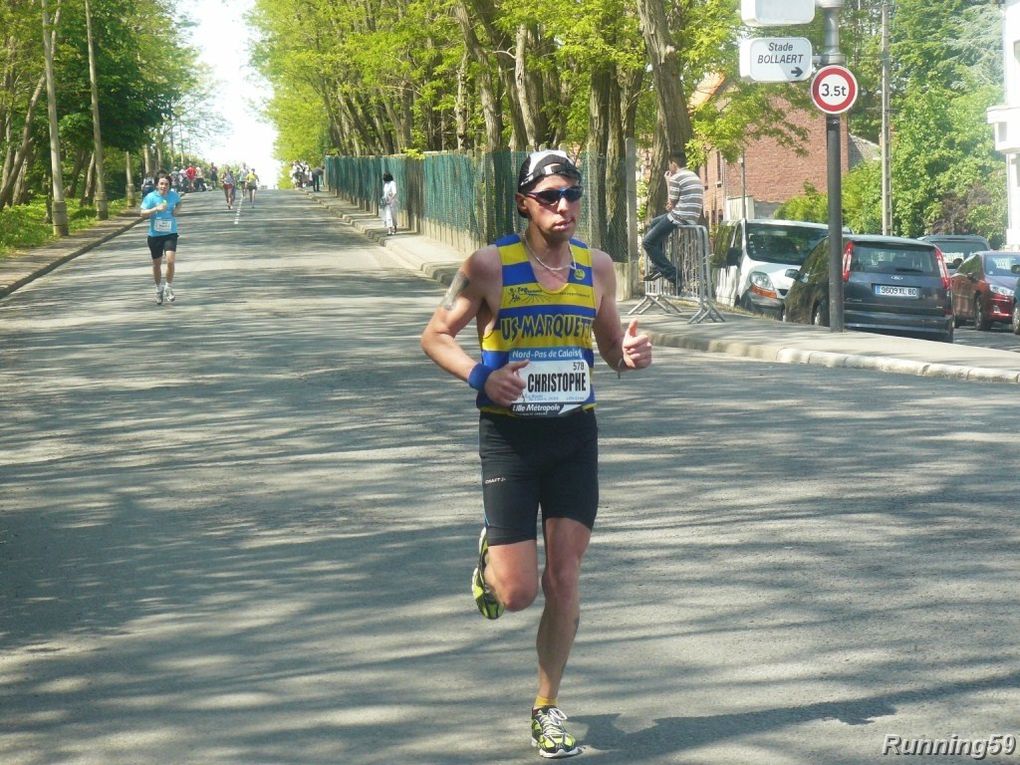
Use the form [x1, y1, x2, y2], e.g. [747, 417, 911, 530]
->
[177, 0, 281, 186]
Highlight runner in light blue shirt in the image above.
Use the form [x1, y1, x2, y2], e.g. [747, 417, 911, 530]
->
[140, 172, 184, 304]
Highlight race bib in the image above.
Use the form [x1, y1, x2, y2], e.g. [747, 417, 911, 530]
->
[153, 217, 172, 233]
[509, 347, 591, 417]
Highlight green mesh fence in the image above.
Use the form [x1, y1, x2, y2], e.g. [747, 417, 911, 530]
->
[324, 150, 633, 260]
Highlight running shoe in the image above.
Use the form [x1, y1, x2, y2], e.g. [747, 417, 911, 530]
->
[164, 284, 176, 303]
[471, 527, 504, 619]
[155, 285, 164, 305]
[531, 706, 580, 759]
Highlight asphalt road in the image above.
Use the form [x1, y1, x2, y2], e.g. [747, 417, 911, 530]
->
[953, 322, 1020, 352]
[2, 191, 1020, 765]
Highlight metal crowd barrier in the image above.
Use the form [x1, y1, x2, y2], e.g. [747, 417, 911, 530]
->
[629, 223, 725, 323]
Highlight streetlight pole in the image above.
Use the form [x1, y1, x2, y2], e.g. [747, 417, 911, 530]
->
[818, 0, 845, 331]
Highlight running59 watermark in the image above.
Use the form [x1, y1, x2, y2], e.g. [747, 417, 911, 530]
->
[883, 734, 1017, 759]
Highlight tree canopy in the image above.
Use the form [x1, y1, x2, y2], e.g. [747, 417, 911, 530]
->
[0, 0, 212, 210]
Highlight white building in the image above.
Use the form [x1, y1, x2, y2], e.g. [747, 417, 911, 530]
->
[988, 0, 1020, 248]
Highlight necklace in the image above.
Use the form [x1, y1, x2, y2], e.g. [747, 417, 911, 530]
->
[522, 235, 577, 275]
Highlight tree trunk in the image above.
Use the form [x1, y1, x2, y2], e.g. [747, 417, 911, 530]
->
[41, 0, 69, 235]
[81, 151, 95, 205]
[84, 0, 107, 218]
[514, 24, 548, 149]
[636, 0, 693, 215]
[1, 114, 14, 192]
[0, 72, 46, 210]
[12, 140, 34, 205]
[66, 148, 87, 198]
[455, 53, 469, 150]
[453, 0, 504, 150]
[586, 66, 613, 251]
[605, 70, 628, 261]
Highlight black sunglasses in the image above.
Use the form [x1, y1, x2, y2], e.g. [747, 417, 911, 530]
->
[523, 186, 583, 205]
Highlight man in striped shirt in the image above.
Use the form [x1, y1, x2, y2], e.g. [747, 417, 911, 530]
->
[641, 153, 704, 285]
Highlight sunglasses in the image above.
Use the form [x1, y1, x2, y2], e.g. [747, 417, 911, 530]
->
[523, 186, 583, 205]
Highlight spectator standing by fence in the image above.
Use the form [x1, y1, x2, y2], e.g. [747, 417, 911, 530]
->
[381, 172, 398, 235]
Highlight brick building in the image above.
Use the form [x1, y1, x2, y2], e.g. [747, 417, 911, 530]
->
[691, 75, 874, 226]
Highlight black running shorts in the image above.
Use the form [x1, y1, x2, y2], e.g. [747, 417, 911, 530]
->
[478, 409, 598, 546]
[147, 234, 178, 259]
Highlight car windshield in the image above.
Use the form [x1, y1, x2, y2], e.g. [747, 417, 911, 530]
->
[929, 239, 987, 260]
[983, 253, 1020, 277]
[746, 224, 827, 265]
[849, 244, 939, 276]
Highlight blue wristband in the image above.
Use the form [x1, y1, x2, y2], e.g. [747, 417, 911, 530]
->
[468, 363, 493, 392]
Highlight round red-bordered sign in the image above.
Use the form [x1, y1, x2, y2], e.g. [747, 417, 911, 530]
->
[811, 65, 858, 115]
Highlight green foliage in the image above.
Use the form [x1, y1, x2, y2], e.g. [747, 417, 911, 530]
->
[842, 161, 883, 235]
[774, 183, 827, 224]
[892, 83, 1004, 238]
[0, 0, 210, 211]
[0, 198, 129, 259]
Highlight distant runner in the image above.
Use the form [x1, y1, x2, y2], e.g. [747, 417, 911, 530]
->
[139, 171, 183, 305]
[244, 168, 260, 207]
[222, 167, 236, 210]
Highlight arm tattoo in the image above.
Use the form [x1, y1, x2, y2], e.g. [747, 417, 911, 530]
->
[441, 272, 470, 310]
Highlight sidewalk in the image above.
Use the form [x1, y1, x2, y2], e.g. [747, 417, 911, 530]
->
[0, 211, 142, 300]
[304, 190, 1020, 385]
[5, 190, 1020, 385]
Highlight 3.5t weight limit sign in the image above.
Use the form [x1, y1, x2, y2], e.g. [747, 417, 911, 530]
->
[811, 65, 858, 115]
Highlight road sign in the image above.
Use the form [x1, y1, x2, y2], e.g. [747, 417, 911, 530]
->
[739, 37, 813, 82]
[811, 65, 858, 114]
[741, 0, 814, 26]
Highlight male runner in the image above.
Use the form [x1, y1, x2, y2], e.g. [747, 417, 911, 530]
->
[421, 150, 652, 759]
[139, 171, 183, 304]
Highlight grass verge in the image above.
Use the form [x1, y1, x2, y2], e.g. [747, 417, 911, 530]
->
[0, 197, 131, 261]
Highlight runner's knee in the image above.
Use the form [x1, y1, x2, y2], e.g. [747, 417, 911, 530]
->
[499, 579, 540, 612]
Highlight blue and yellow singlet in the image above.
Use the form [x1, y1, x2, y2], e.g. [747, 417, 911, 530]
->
[478, 233, 597, 417]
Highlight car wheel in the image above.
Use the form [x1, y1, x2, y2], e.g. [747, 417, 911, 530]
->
[1012, 302, 1020, 336]
[740, 291, 756, 314]
[953, 313, 962, 328]
[812, 302, 828, 327]
[974, 297, 991, 331]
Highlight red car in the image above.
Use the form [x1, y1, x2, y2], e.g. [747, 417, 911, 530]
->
[949, 251, 1020, 330]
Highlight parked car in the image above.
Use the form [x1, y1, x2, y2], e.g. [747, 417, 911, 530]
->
[918, 233, 990, 274]
[710, 219, 831, 317]
[782, 234, 954, 343]
[949, 250, 1020, 331]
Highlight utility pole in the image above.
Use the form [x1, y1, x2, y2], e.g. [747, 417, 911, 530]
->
[40, 0, 69, 236]
[818, 0, 846, 332]
[880, 0, 892, 235]
[84, 0, 108, 219]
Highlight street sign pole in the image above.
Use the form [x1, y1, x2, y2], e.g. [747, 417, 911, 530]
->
[818, 0, 846, 332]
[826, 112, 843, 331]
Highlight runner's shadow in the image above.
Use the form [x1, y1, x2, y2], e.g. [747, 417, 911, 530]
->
[577, 698, 895, 759]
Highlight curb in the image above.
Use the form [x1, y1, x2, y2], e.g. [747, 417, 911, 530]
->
[0, 215, 142, 300]
[647, 328, 1020, 384]
[309, 189, 1020, 386]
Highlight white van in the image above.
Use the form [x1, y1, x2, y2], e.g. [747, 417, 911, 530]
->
[711, 219, 831, 316]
